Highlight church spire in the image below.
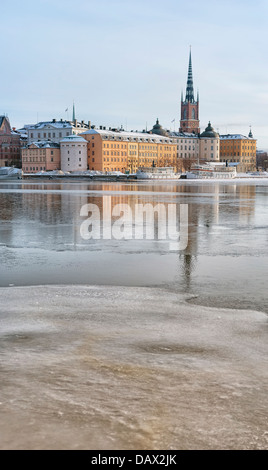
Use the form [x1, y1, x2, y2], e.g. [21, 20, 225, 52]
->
[185, 47, 195, 103]
[179, 47, 200, 134]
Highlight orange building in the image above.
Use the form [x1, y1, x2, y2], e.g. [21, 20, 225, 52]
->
[81, 128, 177, 173]
[22, 142, 60, 173]
[220, 132, 256, 172]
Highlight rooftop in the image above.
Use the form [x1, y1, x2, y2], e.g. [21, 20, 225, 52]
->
[60, 135, 87, 143]
[27, 120, 89, 130]
[81, 128, 175, 144]
[220, 134, 255, 140]
[27, 141, 60, 149]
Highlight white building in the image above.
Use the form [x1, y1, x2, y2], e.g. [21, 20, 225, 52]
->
[170, 132, 200, 160]
[199, 122, 220, 161]
[27, 119, 90, 144]
[60, 134, 88, 172]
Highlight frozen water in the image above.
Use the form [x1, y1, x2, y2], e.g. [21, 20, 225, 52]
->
[0, 179, 267, 449]
[0, 285, 267, 450]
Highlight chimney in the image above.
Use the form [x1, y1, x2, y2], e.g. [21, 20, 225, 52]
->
[81, 120, 84, 126]
[103, 126, 106, 130]
[52, 118, 56, 123]
[100, 125, 103, 130]
[88, 121, 91, 129]
[74, 119, 77, 127]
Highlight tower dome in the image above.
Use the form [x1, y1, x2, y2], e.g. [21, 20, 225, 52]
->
[150, 118, 168, 136]
[200, 121, 219, 138]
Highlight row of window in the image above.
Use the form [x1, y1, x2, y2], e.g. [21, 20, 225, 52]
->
[221, 159, 254, 164]
[179, 146, 196, 151]
[22, 157, 55, 162]
[30, 132, 70, 139]
[24, 167, 46, 171]
[221, 152, 253, 157]
[23, 150, 54, 156]
[103, 151, 127, 156]
[103, 143, 127, 149]
[103, 168, 126, 172]
[103, 158, 127, 163]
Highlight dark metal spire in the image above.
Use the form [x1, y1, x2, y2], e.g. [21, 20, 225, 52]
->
[72, 101, 76, 122]
[185, 48, 195, 103]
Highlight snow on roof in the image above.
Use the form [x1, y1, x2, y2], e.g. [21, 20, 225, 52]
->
[27, 141, 60, 148]
[81, 128, 175, 143]
[220, 134, 255, 140]
[27, 120, 89, 130]
[170, 131, 199, 139]
[60, 135, 87, 143]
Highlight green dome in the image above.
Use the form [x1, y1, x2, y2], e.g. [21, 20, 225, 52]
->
[150, 118, 168, 136]
[200, 121, 219, 138]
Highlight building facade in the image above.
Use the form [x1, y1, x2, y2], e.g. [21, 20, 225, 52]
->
[256, 150, 268, 171]
[220, 132, 256, 172]
[199, 122, 220, 162]
[60, 135, 88, 172]
[27, 119, 90, 144]
[179, 50, 200, 134]
[0, 116, 21, 168]
[81, 129, 177, 173]
[22, 142, 60, 173]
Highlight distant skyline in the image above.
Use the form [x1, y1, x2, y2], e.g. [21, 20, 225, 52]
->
[1, 0, 268, 149]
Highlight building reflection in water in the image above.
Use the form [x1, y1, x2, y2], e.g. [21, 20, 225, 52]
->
[0, 180, 257, 290]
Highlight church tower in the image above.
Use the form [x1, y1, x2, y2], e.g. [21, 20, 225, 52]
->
[179, 49, 200, 134]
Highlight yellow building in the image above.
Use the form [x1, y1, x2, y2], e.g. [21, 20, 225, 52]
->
[81, 128, 177, 173]
[220, 132, 256, 172]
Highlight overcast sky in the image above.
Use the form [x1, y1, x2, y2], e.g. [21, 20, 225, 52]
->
[1, 0, 268, 149]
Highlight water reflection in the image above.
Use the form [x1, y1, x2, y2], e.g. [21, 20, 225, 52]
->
[0, 179, 267, 312]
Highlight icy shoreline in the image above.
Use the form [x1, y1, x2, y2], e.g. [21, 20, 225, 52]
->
[0, 284, 267, 450]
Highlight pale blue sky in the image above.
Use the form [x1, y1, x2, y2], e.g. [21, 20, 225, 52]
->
[1, 0, 268, 149]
